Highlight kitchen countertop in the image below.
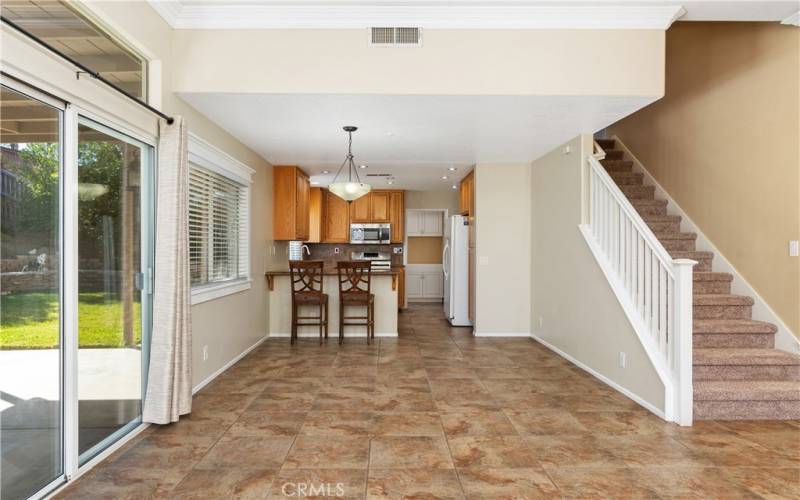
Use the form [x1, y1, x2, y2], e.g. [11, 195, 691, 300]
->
[264, 266, 402, 291]
[265, 267, 401, 276]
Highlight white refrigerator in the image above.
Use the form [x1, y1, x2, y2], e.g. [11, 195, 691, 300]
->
[443, 215, 471, 326]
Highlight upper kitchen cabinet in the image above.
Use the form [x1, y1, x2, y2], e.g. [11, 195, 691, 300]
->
[349, 193, 371, 222]
[323, 189, 350, 243]
[349, 190, 393, 223]
[273, 165, 310, 241]
[308, 187, 323, 243]
[370, 191, 390, 222]
[389, 191, 405, 243]
[406, 210, 442, 237]
[459, 170, 474, 216]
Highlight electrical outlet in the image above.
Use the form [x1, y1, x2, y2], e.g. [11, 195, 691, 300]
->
[619, 351, 627, 368]
[203, 345, 209, 361]
[479, 256, 489, 266]
[790, 240, 799, 257]
[271, 246, 276, 256]
[563, 145, 571, 155]
[334, 247, 340, 254]
[538, 316, 543, 328]
[393, 247, 403, 254]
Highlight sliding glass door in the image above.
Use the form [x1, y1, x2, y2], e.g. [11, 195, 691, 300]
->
[76, 118, 152, 463]
[0, 79, 154, 499]
[0, 85, 64, 500]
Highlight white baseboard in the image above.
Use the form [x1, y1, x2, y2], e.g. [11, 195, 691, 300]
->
[408, 298, 444, 303]
[612, 135, 799, 355]
[474, 331, 531, 337]
[531, 333, 667, 420]
[192, 335, 268, 395]
[269, 332, 398, 338]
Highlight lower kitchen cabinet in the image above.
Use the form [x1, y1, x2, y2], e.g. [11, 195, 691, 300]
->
[406, 267, 444, 302]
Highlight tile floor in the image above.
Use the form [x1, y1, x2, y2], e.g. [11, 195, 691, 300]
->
[57, 304, 799, 499]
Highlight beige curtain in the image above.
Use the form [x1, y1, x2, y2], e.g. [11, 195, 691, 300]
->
[143, 117, 192, 424]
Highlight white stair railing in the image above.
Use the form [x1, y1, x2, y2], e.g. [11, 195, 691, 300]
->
[583, 140, 696, 426]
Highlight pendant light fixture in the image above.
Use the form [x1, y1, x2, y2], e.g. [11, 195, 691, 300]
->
[328, 126, 371, 202]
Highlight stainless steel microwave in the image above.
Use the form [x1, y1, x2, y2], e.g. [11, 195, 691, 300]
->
[350, 223, 391, 244]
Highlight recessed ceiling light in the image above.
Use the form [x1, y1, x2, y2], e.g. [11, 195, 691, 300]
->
[359, 165, 368, 169]
[322, 170, 330, 174]
[452, 185, 458, 190]
[387, 180, 394, 185]
[310, 181, 320, 185]
[448, 167, 457, 171]
[441, 175, 448, 180]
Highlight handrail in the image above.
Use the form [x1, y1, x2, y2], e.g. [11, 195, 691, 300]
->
[588, 155, 677, 274]
[583, 147, 696, 426]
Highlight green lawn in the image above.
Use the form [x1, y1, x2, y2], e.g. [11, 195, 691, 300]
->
[0, 292, 142, 349]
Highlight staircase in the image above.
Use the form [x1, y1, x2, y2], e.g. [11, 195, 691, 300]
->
[596, 138, 800, 420]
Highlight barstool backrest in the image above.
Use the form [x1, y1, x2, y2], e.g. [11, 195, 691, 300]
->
[289, 260, 324, 298]
[337, 261, 372, 296]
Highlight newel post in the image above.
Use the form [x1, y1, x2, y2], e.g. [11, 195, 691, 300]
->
[672, 258, 697, 426]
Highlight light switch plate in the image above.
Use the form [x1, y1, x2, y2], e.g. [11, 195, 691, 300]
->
[790, 240, 799, 257]
[479, 256, 489, 266]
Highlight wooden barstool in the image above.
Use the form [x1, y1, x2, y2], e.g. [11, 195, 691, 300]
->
[289, 260, 328, 344]
[337, 261, 375, 344]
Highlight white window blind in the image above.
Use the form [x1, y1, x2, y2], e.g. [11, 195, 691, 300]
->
[189, 164, 249, 287]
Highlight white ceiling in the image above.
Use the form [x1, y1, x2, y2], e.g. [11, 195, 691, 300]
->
[179, 93, 655, 190]
[150, 1, 800, 29]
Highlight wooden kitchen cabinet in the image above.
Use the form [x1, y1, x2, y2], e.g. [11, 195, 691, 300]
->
[323, 189, 350, 243]
[349, 194, 371, 222]
[370, 191, 390, 222]
[308, 187, 323, 243]
[459, 170, 474, 216]
[389, 191, 405, 243]
[397, 267, 406, 309]
[273, 166, 310, 240]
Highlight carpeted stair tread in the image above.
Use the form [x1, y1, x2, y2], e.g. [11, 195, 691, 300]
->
[693, 319, 777, 334]
[600, 160, 633, 172]
[694, 380, 800, 401]
[654, 231, 697, 240]
[596, 139, 616, 149]
[669, 250, 714, 260]
[693, 294, 754, 306]
[604, 149, 624, 160]
[609, 172, 644, 185]
[620, 185, 655, 199]
[642, 214, 682, 223]
[694, 348, 800, 366]
[694, 272, 733, 283]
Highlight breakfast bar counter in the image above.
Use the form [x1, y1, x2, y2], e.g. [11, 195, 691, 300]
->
[265, 268, 399, 339]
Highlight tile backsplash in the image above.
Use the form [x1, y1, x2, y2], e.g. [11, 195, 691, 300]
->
[305, 243, 404, 267]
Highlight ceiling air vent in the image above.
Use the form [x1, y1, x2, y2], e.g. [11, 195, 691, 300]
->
[369, 27, 422, 47]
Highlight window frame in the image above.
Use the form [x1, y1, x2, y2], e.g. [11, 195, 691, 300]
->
[187, 132, 255, 305]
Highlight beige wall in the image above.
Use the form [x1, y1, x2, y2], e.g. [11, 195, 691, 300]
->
[405, 190, 460, 213]
[172, 29, 665, 96]
[2, 0, 283, 388]
[474, 163, 531, 335]
[408, 237, 444, 264]
[531, 135, 666, 411]
[608, 22, 800, 337]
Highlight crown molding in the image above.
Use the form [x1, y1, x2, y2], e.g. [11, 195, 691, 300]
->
[149, 0, 184, 27]
[147, 1, 686, 30]
[781, 11, 800, 26]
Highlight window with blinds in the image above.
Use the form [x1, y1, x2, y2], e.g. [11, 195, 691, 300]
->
[189, 164, 249, 287]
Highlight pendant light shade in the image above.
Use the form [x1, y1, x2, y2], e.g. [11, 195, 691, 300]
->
[328, 180, 371, 201]
[329, 126, 371, 202]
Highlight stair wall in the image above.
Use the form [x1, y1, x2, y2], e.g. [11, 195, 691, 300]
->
[611, 135, 799, 357]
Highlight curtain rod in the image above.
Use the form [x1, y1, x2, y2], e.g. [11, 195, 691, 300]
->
[1, 15, 175, 125]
